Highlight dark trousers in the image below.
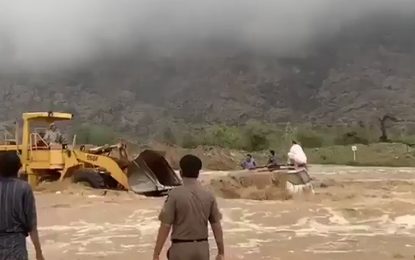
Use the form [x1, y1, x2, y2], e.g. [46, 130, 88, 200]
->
[0, 233, 28, 260]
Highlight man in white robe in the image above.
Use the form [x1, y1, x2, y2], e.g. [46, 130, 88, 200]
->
[287, 140, 307, 167]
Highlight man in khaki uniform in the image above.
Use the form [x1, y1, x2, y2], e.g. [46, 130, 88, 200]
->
[43, 123, 64, 144]
[153, 155, 225, 260]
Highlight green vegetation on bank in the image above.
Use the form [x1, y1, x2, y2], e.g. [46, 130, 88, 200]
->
[155, 120, 381, 150]
[74, 124, 117, 146]
[306, 143, 415, 167]
[153, 120, 415, 167]
[71, 120, 415, 167]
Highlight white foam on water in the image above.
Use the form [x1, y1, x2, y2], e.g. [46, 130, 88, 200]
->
[34, 186, 415, 259]
[137, 243, 153, 248]
[76, 251, 122, 256]
[237, 238, 273, 249]
[293, 219, 371, 237]
[37, 240, 70, 249]
[87, 195, 103, 198]
[36, 209, 162, 256]
[398, 169, 415, 173]
[325, 208, 350, 225]
[394, 215, 415, 228]
[289, 210, 415, 238]
[305, 240, 363, 255]
[120, 244, 137, 249]
[306, 249, 363, 254]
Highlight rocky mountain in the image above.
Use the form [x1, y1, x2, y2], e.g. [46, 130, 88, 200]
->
[1, 14, 415, 136]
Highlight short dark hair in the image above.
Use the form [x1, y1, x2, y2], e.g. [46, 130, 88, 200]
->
[292, 140, 297, 144]
[247, 154, 252, 157]
[0, 152, 22, 178]
[179, 154, 202, 178]
[270, 150, 275, 155]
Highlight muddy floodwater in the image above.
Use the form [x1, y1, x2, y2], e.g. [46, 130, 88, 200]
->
[29, 165, 415, 259]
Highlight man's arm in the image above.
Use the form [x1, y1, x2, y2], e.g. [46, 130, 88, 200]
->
[58, 132, 66, 144]
[153, 223, 171, 259]
[30, 229, 44, 260]
[23, 186, 44, 260]
[43, 131, 50, 142]
[209, 197, 224, 257]
[211, 222, 224, 256]
[153, 194, 176, 259]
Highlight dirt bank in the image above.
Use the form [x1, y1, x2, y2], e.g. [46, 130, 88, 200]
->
[204, 170, 291, 200]
[137, 142, 270, 170]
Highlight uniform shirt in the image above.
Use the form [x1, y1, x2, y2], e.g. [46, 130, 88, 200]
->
[0, 177, 37, 236]
[158, 178, 222, 240]
[43, 130, 63, 144]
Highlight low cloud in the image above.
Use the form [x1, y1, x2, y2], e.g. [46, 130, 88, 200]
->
[0, 0, 414, 72]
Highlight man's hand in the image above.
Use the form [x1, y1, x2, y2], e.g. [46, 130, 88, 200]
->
[153, 256, 160, 260]
[36, 251, 45, 260]
[216, 254, 224, 260]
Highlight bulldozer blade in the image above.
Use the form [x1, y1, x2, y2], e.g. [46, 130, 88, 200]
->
[127, 150, 182, 195]
[285, 168, 312, 185]
[284, 168, 314, 195]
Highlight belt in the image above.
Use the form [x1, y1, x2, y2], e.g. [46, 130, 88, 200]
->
[171, 238, 208, 243]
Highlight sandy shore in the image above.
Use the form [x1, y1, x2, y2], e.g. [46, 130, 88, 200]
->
[28, 165, 415, 259]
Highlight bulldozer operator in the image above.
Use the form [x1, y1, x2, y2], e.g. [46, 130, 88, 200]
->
[43, 123, 65, 144]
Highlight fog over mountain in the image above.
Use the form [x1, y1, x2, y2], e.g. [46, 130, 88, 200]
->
[0, 0, 415, 134]
[1, 0, 414, 71]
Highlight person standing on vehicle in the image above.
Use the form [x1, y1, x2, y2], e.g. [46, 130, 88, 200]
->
[287, 140, 307, 168]
[153, 154, 225, 260]
[0, 152, 44, 260]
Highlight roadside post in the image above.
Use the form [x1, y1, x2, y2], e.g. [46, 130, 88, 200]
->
[351, 145, 357, 161]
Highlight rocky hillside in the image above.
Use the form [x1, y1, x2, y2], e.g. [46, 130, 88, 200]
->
[0, 14, 414, 136]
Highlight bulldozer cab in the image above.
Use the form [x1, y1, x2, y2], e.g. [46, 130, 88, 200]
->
[26, 114, 70, 149]
[20, 112, 72, 173]
[31, 127, 55, 149]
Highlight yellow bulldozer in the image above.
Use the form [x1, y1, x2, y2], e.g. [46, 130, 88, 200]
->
[0, 112, 182, 195]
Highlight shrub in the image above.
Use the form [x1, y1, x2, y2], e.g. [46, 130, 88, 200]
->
[242, 121, 270, 151]
[208, 126, 244, 149]
[161, 126, 177, 145]
[334, 131, 369, 145]
[75, 124, 116, 145]
[296, 131, 324, 148]
[181, 132, 199, 148]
